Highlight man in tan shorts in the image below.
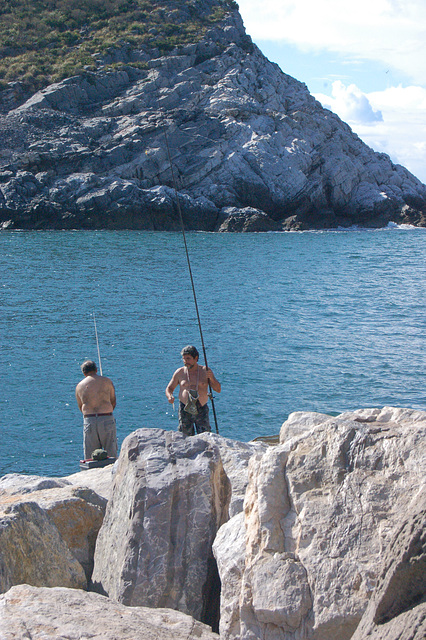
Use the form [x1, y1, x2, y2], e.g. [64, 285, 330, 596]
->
[165, 345, 221, 436]
[75, 360, 118, 459]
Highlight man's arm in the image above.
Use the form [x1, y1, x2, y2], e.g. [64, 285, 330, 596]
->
[206, 368, 221, 393]
[75, 385, 83, 412]
[166, 370, 180, 403]
[110, 381, 117, 409]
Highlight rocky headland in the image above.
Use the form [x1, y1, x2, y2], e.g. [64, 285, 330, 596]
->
[0, 406, 425, 639]
[1, 1, 426, 232]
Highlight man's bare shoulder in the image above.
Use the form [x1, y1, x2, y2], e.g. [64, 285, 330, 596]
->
[174, 366, 186, 375]
[171, 366, 187, 380]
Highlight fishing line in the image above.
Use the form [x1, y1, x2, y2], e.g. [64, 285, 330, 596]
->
[164, 130, 219, 434]
[93, 313, 103, 376]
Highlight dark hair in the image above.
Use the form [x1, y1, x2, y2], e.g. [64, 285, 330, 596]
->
[81, 360, 97, 374]
[181, 345, 199, 359]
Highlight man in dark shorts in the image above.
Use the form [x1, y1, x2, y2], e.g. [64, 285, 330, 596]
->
[165, 345, 221, 436]
[75, 360, 118, 459]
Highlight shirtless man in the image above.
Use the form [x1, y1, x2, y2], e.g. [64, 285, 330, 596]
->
[165, 345, 221, 436]
[75, 360, 118, 459]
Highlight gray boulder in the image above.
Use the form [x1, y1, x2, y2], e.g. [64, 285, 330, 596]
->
[0, 584, 219, 640]
[197, 432, 268, 516]
[0, 500, 86, 593]
[0, 473, 71, 495]
[213, 407, 426, 640]
[351, 485, 426, 640]
[64, 465, 116, 500]
[0, 470, 107, 586]
[90, 428, 230, 630]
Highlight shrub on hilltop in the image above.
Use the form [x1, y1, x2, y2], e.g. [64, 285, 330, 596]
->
[0, 0, 237, 94]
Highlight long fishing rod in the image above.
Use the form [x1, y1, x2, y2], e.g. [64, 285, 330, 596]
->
[164, 131, 219, 434]
[93, 313, 103, 376]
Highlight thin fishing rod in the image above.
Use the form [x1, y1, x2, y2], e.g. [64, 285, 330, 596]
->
[93, 313, 103, 376]
[164, 131, 219, 434]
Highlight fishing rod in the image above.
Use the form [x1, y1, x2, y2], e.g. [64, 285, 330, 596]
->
[93, 313, 103, 376]
[164, 131, 219, 434]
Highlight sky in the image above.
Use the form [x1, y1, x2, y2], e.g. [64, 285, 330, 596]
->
[236, 0, 426, 184]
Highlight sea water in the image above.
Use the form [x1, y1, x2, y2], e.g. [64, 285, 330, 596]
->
[1, 227, 425, 477]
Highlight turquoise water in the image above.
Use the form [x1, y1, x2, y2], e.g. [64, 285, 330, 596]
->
[1, 227, 425, 477]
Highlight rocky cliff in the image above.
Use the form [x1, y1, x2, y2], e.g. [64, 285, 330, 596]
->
[0, 407, 425, 640]
[1, 0, 425, 231]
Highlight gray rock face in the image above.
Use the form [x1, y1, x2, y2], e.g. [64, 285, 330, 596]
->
[0, 475, 107, 585]
[0, 584, 219, 640]
[64, 465, 116, 500]
[0, 473, 71, 495]
[197, 432, 268, 517]
[351, 485, 426, 640]
[0, 499, 86, 593]
[213, 407, 426, 640]
[0, 6, 425, 230]
[90, 428, 230, 629]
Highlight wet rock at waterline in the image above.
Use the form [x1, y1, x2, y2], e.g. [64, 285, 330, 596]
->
[0, 2, 425, 230]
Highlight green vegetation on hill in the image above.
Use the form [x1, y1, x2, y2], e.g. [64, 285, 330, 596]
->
[0, 0, 237, 93]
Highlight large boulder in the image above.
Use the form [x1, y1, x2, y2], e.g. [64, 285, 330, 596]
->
[0, 473, 71, 496]
[351, 485, 426, 640]
[0, 499, 86, 593]
[90, 428, 231, 629]
[0, 584, 219, 640]
[64, 465, 116, 500]
[213, 511, 247, 638]
[0, 480, 107, 583]
[213, 407, 426, 640]
[198, 432, 268, 517]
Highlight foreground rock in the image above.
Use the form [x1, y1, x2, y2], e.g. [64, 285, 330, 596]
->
[0, 499, 86, 594]
[90, 428, 231, 630]
[1, 411, 424, 639]
[352, 485, 426, 640]
[64, 464, 116, 500]
[198, 432, 268, 517]
[213, 406, 426, 640]
[0, 584, 219, 640]
[0, 4, 425, 231]
[0, 473, 71, 496]
[0, 473, 108, 588]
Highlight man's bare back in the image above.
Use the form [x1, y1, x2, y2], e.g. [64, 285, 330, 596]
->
[76, 373, 116, 415]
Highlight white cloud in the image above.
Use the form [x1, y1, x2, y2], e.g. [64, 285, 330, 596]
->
[317, 81, 383, 123]
[237, 0, 426, 85]
[314, 83, 426, 183]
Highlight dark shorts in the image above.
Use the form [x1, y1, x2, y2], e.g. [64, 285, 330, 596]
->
[178, 401, 211, 437]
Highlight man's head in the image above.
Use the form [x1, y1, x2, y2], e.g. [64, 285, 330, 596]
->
[81, 360, 97, 375]
[181, 345, 199, 359]
[181, 345, 199, 368]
